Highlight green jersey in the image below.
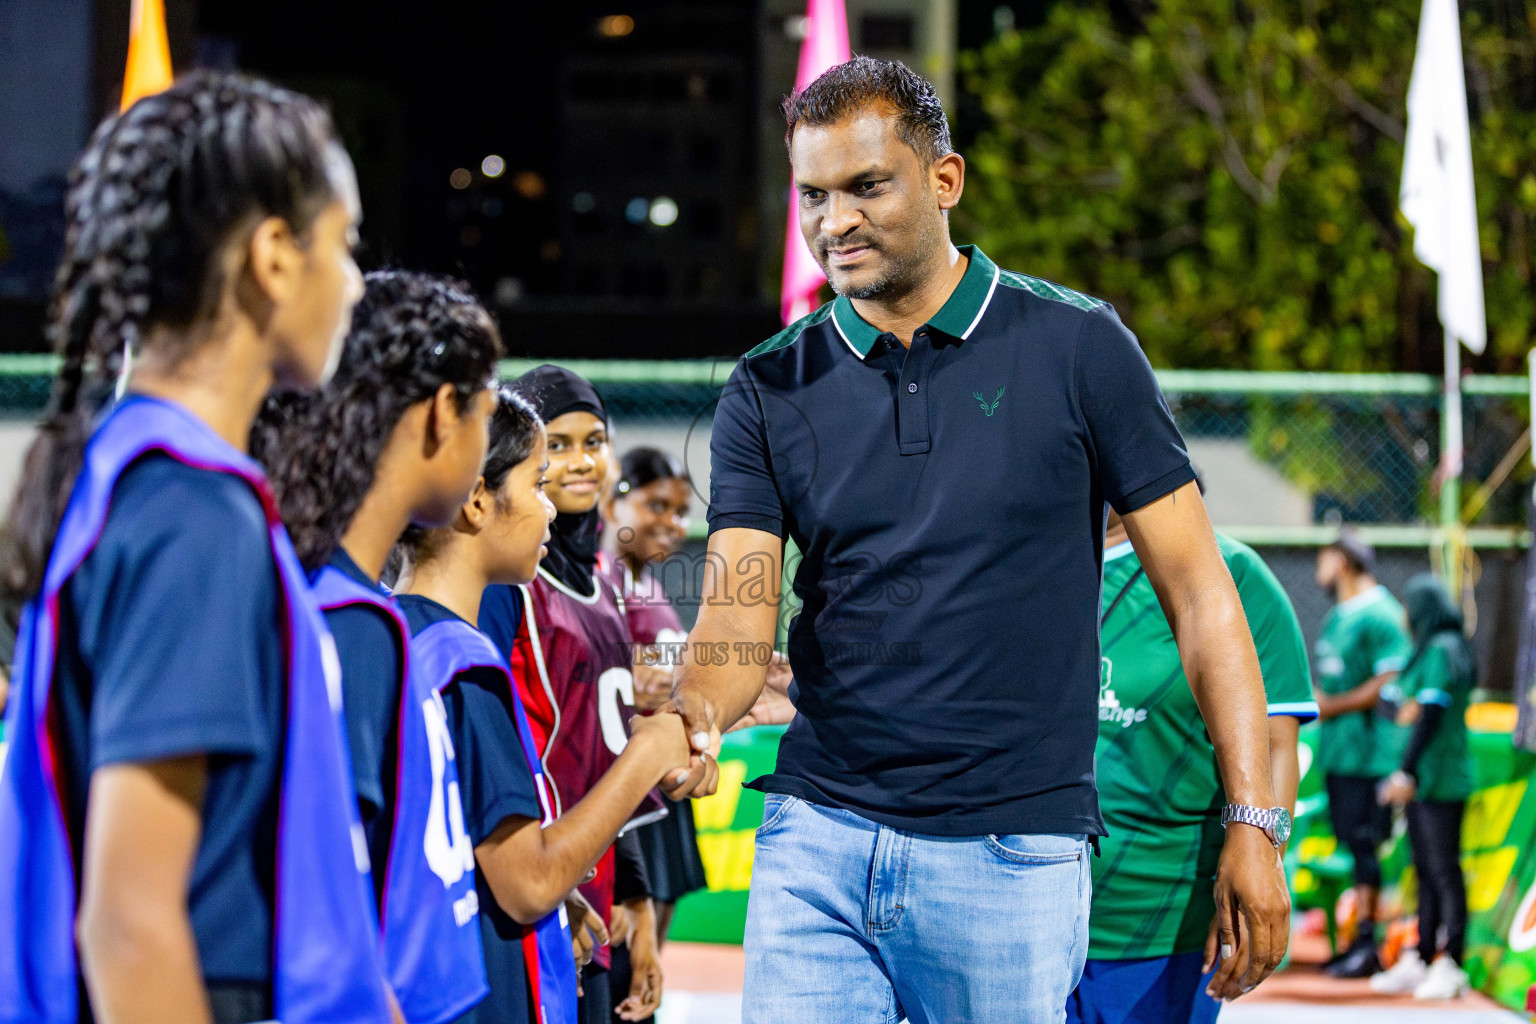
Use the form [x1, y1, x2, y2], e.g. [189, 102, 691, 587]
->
[1315, 585, 1412, 778]
[1090, 534, 1315, 960]
[1399, 636, 1474, 802]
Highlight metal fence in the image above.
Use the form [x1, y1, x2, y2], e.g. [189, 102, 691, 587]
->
[2, 356, 1530, 539]
[2, 355, 1531, 687]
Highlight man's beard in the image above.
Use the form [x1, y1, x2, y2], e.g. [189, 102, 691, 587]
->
[817, 213, 945, 302]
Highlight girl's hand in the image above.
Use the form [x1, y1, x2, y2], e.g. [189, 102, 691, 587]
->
[566, 889, 609, 969]
[632, 663, 675, 711]
[628, 709, 692, 781]
[615, 898, 663, 1021]
[1378, 771, 1417, 806]
[1395, 700, 1422, 727]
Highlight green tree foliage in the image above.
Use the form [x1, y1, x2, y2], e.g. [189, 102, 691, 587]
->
[958, 1, 1536, 372]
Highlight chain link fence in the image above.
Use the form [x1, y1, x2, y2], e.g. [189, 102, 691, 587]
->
[3, 356, 1528, 535]
[2, 356, 1531, 688]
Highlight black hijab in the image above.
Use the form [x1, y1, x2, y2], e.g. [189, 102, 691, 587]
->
[512, 365, 608, 596]
[1403, 573, 1476, 688]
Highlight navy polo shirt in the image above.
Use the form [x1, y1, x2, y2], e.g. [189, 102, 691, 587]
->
[709, 245, 1194, 837]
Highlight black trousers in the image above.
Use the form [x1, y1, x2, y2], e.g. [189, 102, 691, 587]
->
[1326, 774, 1392, 890]
[1407, 799, 1467, 964]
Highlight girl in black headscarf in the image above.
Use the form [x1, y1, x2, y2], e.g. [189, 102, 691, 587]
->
[1372, 574, 1474, 1000]
[478, 366, 665, 1024]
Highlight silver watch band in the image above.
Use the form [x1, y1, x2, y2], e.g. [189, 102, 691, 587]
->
[1221, 803, 1277, 845]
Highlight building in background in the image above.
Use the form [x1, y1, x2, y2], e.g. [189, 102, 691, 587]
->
[0, 1, 1042, 359]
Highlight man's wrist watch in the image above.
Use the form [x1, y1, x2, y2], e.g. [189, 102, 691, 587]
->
[1220, 804, 1292, 849]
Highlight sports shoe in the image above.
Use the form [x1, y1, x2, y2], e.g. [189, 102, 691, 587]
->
[1325, 939, 1382, 979]
[1369, 949, 1427, 994]
[1414, 955, 1469, 1000]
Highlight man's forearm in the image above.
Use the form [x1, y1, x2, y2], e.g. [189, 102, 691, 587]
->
[1317, 673, 1391, 720]
[671, 606, 771, 730]
[1176, 589, 1276, 808]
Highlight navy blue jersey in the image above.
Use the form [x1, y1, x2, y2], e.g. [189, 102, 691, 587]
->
[397, 594, 543, 1024]
[321, 548, 402, 901]
[52, 453, 283, 989]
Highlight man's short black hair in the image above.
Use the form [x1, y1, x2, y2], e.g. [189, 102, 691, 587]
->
[1326, 528, 1376, 576]
[782, 55, 953, 164]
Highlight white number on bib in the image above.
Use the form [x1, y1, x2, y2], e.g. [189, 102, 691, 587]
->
[597, 666, 637, 755]
[422, 691, 475, 887]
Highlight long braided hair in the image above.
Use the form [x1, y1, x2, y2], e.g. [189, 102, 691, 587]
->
[0, 71, 341, 603]
[249, 271, 502, 572]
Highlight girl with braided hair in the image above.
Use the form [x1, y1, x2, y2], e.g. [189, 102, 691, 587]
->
[250, 270, 501, 1024]
[0, 72, 388, 1024]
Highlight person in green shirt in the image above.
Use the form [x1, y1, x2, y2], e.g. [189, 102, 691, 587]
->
[1067, 506, 1314, 1024]
[1311, 531, 1412, 978]
[1370, 574, 1474, 1000]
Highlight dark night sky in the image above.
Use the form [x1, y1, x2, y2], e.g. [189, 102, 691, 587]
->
[196, 1, 575, 288]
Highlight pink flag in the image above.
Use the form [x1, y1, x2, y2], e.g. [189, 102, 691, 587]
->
[780, 0, 850, 325]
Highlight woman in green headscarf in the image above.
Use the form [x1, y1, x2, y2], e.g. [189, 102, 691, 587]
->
[1370, 574, 1475, 1001]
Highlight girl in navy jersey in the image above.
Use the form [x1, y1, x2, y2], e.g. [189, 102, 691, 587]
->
[250, 271, 502, 1024]
[394, 390, 692, 1024]
[0, 73, 389, 1024]
[480, 367, 667, 1024]
[598, 448, 708, 945]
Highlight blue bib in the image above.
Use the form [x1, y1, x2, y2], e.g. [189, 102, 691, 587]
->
[410, 617, 579, 1024]
[0, 397, 391, 1024]
[313, 566, 490, 1024]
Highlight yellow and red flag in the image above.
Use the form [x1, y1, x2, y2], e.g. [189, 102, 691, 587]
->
[121, 0, 173, 112]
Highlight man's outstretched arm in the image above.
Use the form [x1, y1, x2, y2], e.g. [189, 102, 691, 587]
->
[1122, 480, 1290, 1002]
[659, 526, 784, 798]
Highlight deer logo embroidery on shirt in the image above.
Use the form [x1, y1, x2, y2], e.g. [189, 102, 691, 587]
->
[974, 387, 1005, 417]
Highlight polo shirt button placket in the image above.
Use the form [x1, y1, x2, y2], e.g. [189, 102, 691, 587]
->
[895, 327, 933, 456]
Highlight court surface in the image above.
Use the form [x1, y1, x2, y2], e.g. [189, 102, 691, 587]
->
[654, 933, 1527, 1024]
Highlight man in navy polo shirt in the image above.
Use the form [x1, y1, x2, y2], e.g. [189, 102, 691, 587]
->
[660, 56, 1291, 1022]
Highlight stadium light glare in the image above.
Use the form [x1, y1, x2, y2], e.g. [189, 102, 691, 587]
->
[449, 168, 472, 190]
[481, 155, 506, 178]
[597, 15, 634, 38]
[648, 197, 678, 227]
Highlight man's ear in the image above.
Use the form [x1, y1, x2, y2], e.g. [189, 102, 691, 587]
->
[460, 478, 491, 532]
[932, 152, 965, 211]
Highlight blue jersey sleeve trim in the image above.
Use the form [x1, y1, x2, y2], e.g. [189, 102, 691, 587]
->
[1417, 688, 1454, 707]
[1373, 655, 1408, 674]
[1266, 700, 1320, 723]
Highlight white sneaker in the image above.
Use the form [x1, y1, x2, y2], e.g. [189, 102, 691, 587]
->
[1414, 955, 1469, 1000]
[1369, 949, 1427, 994]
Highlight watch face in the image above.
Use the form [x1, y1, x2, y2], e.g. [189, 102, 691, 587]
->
[1273, 808, 1293, 846]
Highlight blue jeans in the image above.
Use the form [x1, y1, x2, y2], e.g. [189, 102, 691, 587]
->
[743, 794, 1091, 1023]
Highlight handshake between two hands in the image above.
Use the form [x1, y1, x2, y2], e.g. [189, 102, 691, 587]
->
[627, 650, 797, 801]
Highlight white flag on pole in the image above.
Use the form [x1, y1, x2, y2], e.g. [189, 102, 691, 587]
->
[1401, 0, 1486, 354]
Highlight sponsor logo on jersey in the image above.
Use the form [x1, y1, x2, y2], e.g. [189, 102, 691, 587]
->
[1099, 656, 1148, 729]
[1314, 640, 1345, 678]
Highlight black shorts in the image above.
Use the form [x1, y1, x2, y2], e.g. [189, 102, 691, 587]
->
[633, 797, 708, 904]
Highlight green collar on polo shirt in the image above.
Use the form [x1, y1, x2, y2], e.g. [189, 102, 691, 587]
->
[828, 244, 1001, 358]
